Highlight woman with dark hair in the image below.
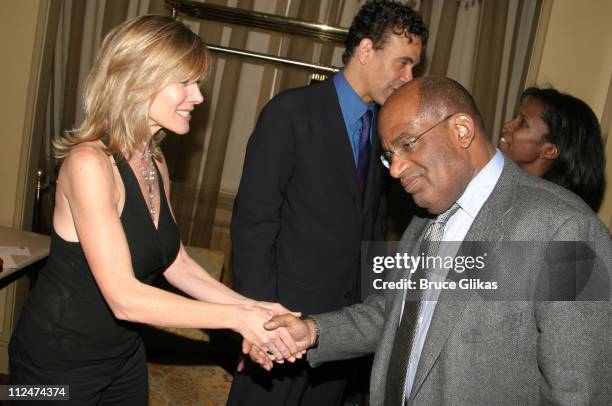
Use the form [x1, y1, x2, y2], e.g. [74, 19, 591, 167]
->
[499, 87, 605, 210]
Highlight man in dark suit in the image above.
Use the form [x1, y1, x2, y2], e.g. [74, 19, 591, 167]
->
[227, 2, 428, 405]
[261, 76, 612, 405]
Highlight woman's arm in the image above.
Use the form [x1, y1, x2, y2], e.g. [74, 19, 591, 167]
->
[157, 154, 291, 315]
[164, 246, 252, 305]
[58, 145, 291, 352]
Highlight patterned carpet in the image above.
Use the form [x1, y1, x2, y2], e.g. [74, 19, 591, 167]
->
[144, 326, 241, 406]
[149, 361, 233, 406]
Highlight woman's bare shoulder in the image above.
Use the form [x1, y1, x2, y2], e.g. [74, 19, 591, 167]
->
[63, 141, 110, 164]
[57, 141, 118, 195]
[60, 141, 113, 176]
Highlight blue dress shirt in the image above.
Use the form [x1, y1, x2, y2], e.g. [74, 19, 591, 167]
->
[333, 71, 377, 165]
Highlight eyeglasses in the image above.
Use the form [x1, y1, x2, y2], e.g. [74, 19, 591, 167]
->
[380, 114, 455, 169]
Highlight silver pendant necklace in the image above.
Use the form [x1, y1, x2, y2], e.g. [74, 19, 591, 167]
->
[136, 147, 157, 221]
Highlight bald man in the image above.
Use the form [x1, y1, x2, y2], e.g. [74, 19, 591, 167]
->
[260, 76, 612, 406]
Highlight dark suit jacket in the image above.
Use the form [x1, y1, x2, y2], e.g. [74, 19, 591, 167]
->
[309, 158, 612, 405]
[231, 78, 387, 315]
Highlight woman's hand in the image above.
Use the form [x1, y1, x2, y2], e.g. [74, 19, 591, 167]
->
[253, 302, 304, 362]
[256, 301, 301, 317]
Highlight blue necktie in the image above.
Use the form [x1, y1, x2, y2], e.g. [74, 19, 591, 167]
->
[357, 110, 372, 193]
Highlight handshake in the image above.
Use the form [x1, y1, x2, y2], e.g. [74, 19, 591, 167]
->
[236, 302, 319, 372]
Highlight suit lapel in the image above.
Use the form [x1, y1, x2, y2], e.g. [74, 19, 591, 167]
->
[362, 120, 385, 215]
[409, 158, 518, 399]
[370, 217, 428, 406]
[318, 79, 361, 200]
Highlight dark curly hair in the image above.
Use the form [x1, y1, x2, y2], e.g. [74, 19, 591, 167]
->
[521, 87, 606, 211]
[342, 0, 428, 65]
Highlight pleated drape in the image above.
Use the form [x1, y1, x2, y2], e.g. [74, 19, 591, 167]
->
[37, 0, 541, 271]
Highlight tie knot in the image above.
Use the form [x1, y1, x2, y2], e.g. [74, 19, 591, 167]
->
[435, 202, 460, 225]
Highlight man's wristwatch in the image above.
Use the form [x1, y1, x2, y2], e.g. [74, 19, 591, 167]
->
[305, 317, 320, 348]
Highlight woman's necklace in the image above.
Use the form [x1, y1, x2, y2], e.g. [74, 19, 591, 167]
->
[136, 147, 157, 221]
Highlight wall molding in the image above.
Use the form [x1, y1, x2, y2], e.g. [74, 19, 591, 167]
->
[601, 73, 612, 142]
[15, 0, 59, 230]
[524, 0, 552, 87]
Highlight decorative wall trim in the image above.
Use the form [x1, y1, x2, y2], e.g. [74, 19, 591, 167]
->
[15, 0, 58, 230]
[524, 0, 551, 87]
[166, 0, 348, 43]
[207, 44, 339, 75]
[601, 73, 612, 142]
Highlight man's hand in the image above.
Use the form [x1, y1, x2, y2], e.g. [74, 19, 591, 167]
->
[264, 314, 317, 353]
[240, 337, 307, 372]
[233, 304, 302, 362]
[239, 314, 316, 372]
[256, 301, 301, 318]
[252, 302, 302, 362]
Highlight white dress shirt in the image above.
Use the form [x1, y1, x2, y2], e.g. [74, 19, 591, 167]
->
[402, 149, 505, 401]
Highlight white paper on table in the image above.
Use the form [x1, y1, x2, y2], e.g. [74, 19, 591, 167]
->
[0, 246, 31, 256]
[0, 253, 18, 268]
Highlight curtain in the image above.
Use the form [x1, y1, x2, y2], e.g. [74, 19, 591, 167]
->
[37, 0, 153, 234]
[421, 0, 540, 139]
[160, 0, 354, 252]
[37, 0, 541, 275]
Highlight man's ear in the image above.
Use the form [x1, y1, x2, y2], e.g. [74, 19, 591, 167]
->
[452, 114, 475, 149]
[356, 38, 375, 65]
[539, 142, 560, 160]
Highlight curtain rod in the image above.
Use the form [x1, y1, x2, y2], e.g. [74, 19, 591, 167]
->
[166, 0, 348, 43]
[207, 44, 340, 75]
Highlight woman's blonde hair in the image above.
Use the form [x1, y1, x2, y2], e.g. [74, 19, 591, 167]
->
[54, 15, 209, 160]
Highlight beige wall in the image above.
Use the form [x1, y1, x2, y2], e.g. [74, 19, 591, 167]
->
[0, 0, 43, 228]
[536, 0, 612, 118]
[533, 0, 612, 226]
[0, 0, 46, 374]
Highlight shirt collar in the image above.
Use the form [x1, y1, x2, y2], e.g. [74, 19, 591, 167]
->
[333, 71, 375, 126]
[456, 149, 505, 219]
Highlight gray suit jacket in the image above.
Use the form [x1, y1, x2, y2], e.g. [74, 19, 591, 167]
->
[309, 158, 611, 405]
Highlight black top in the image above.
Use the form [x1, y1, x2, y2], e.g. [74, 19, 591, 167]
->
[11, 155, 180, 367]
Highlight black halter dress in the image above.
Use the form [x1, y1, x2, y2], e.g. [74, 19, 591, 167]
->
[9, 152, 180, 395]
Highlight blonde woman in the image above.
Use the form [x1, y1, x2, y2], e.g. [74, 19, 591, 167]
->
[9, 15, 299, 404]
